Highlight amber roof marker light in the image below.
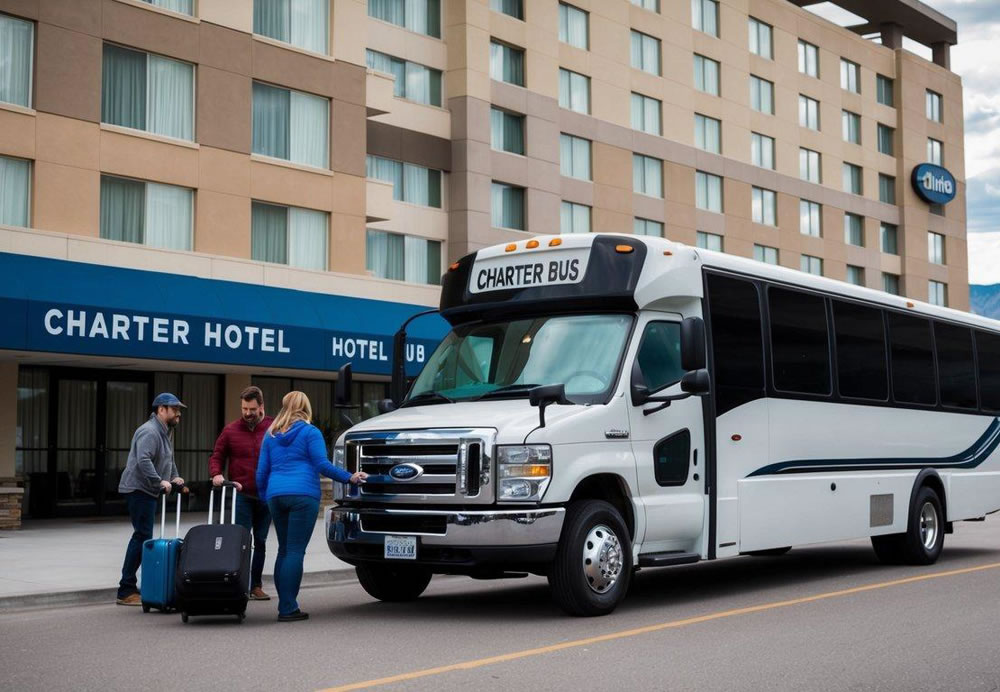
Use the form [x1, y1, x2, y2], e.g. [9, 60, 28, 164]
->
[526, 240, 540, 249]
[615, 244, 635, 254]
[549, 238, 563, 247]
[505, 243, 517, 252]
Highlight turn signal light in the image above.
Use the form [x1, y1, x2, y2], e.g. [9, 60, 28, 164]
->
[615, 245, 634, 254]
[549, 238, 563, 247]
[526, 240, 540, 249]
[663, 251, 673, 256]
[449, 262, 460, 272]
[505, 243, 517, 252]
[906, 301, 915, 308]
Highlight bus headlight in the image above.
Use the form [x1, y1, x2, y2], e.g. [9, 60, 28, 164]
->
[497, 445, 552, 502]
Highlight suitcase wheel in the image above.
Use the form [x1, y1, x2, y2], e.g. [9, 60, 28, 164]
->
[181, 612, 189, 623]
[141, 603, 150, 613]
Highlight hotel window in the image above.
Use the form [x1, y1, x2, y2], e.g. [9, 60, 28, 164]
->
[879, 174, 896, 204]
[929, 280, 947, 307]
[695, 114, 721, 154]
[365, 230, 441, 285]
[754, 244, 778, 265]
[842, 110, 861, 144]
[366, 50, 442, 106]
[798, 40, 818, 77]
[559, 3, 589, 50]
[633, 154, 663, 198]
[490, 40, 524, 86]
[491, 108, 525, 155]
[928, 232, 945, 265]
[102, 44, 194, 141]
[843, 162, 862, 195]
[101, 175, 193, 251]
[252, 82, 329, 169]
[800, 200, 821, 237]
[692, 0, 718, 36]
[696, 171, 723, 212]
[0, 13, 33, 108]
[877, 124, 894, 155]
[751, 132, 775, 170]
[844, 213, 864, 246]
[368, 0, 440, 38]
[751, 187, 776, 226]
[927, 138, 943, 165]
[254, 0, 328, 54]
[846, 265, 864, 286]
[492, 182, 525, 230]
[366, 155, 442, 208]
[559, 68, 590, 114]
[800, 254, 822, 276]
[630, 30, 661, 75]
[697, 231, 723, 251]
[882, 272, 900, 295]
[252, 201, 328, 270]
[880, 222, 898, 255]
[748, 17, 772, 59]
[749, 75, 773, 114]
[926, 90, 942, 122]
[840, 58, 860, 93]
[560, 134, 591, 180]
[632, 0, 659, 10]
[631, 92, 662, 135]
[877, 75, 894, 107]
[635, 218, 664, 237]
[799, 94, 819, 130]
[693, 54, 720, 96]
[799, 148, 821, 184]
[0, 155, 30, 227]
[561, 201, 591, 233]
[490, 0, 523, 20]
[139, 0, 194, 14]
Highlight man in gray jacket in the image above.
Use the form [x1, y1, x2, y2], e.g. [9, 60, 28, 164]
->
[116, 393, 186, 606]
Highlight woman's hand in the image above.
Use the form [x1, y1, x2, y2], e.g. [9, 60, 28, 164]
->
[349, 471, 368, 485]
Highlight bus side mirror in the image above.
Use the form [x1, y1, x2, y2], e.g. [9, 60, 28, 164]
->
[680, 369, 710, 395]
[630, 359, 651, 406]
[680, 317, 706, 372]
[334, 363, 353, 406]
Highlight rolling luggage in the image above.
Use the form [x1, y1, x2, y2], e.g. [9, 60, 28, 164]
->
[175, 482, 251, 623]
[140, 488, 184, 613]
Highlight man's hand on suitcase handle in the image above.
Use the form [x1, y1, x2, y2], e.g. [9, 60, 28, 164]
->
[212, 476, 243, 491]
[160, 479, 189, 495]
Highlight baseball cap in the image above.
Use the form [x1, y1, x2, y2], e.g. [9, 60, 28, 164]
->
[152, 392, 187, 409]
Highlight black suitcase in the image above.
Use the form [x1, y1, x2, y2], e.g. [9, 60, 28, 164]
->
[175, 483, 251, 623]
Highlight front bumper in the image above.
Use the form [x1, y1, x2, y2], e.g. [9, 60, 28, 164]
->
[326, 505, 565, 573]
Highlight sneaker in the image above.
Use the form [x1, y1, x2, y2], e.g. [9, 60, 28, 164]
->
[277, 610, 309, 622]
[250, 587, 271, 601]
[116, 594, 142, 606]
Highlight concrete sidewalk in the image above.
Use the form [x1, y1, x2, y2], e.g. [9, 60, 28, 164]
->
[0, 513, 354, 610]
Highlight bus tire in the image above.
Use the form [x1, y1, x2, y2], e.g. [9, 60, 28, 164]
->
[871, 485, 945, 565]
[355, 564, 432, 602]
[548, 500, 632, 617]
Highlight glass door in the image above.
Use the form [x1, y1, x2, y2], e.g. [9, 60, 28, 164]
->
[53, 379, 99, 514]
[102, 380, 150, 514]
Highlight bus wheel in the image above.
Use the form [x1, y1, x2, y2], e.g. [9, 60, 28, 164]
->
[355, 564, 432, 602]
[548, 500, 632, 617]
[871, 486, 944, 565]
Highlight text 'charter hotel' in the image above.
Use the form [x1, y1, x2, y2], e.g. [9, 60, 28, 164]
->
[0, 0, 965, 527]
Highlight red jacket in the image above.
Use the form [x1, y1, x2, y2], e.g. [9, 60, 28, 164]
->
[209, 416, 274, 499]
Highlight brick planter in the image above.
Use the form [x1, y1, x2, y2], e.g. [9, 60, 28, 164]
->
[0, 479, 24, 530]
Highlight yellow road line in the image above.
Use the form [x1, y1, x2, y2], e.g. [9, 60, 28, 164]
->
[321, 560, 1000, 691]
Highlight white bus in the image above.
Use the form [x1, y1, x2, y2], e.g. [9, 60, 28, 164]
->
[327, 233, 1000, 616]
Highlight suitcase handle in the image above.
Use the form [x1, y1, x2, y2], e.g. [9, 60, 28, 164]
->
[159, 485, 185, 539]
[208, 482, 239, 526]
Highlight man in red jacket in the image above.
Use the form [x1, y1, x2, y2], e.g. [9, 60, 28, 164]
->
[209, 386, 274, 600]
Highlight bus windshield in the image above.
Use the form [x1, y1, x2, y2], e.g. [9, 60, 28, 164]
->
[405, 314, 633, 405]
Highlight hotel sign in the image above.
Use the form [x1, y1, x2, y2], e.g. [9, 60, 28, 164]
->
[911, 163, 956, 206]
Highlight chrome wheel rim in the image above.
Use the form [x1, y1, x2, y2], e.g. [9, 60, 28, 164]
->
[919, 501, 938, 551]
[582, 524, 623, 594]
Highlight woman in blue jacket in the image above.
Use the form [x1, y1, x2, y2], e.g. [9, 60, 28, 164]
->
[256, 390, 367, 621]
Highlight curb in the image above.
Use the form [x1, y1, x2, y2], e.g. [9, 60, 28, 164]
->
[0, 567, 358, 614]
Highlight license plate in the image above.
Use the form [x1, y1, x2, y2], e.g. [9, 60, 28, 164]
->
[384, 535, 417, 560]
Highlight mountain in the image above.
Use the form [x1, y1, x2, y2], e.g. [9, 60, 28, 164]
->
[970, 284, 1000, 319]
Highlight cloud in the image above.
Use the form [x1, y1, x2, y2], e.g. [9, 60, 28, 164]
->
[967, 167, 1000, 234]
[967, 231, 1000, 285]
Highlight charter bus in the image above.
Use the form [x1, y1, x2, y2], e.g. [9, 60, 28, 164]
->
[326, 233, 1000, 616]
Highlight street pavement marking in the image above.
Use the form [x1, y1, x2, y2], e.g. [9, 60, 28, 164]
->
[321, 560, 1000, 691]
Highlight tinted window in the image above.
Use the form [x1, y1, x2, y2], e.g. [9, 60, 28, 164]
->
[935, 323, 976, 409]
[707, 274, 764, 416]
[654, 429, 690, 486]
[977, 331, 1000, 412]
[833, 301, 887, 400]
[768, 288, 830, 395]
[888, 313, 936, 405]
[637, 322, 685, 393]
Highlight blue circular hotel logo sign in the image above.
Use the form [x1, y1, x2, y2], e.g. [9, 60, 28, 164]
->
[911, 163, 956, 205]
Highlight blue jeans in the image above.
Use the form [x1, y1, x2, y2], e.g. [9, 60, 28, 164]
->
[267, 495, 319, 616]
[118, 491, 157, 599]
[235, 494, 271, 589]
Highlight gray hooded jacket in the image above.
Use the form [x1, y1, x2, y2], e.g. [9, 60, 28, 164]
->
[118, 413, 180, 497]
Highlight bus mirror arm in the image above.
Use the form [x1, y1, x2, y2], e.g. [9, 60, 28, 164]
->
[636, 369, 711, 416]
[390, 309, 440, 406]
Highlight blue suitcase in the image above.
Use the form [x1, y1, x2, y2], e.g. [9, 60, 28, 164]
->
[140, 490, 184, 613]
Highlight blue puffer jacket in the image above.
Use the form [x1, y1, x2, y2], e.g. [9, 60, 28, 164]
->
[256, 421, 352, 502]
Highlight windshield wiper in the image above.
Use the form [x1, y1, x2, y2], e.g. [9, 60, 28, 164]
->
[400, 391, 455, 408]
[476, 384, 542, 401]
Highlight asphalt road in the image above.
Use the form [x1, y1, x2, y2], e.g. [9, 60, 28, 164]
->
[4, 517, 1000, 692]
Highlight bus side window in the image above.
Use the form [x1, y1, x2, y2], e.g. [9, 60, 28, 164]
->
[832, 300, 888, 401]
[653, 429, 691, 486]
[636, 322, 684, 394]
[977, 331, 1000, 413]
[706, 273, 765, 416]
[768, 287, 831, 396]
[887, 312, 936, 406]
[935, 323, 976, 410]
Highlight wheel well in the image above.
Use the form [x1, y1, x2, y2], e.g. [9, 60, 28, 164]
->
[918, 472, 948, 522]
[569, 474, 636, 541]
